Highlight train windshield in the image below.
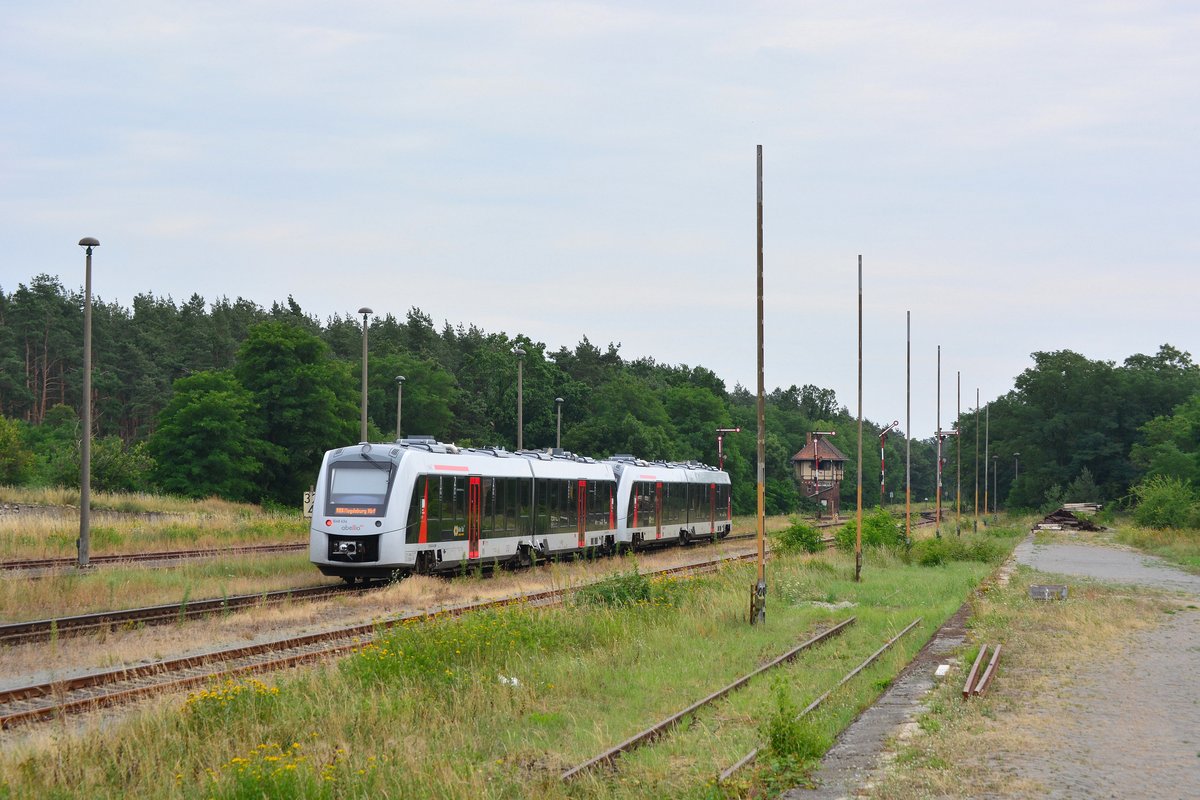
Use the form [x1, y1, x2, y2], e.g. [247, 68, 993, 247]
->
[325, 459, 395, 517]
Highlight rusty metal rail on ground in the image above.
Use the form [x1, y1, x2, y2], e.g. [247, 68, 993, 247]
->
[962, 643, 1002, 698]
[2, 533, 769, 646]
[0, 550, 759, 731]
[560, 617, 857, 782]
[0, 583, 367, 646]
[718, 617, 924, 782]
[0, 542, 309, 573]
[0, 509, 935, 575]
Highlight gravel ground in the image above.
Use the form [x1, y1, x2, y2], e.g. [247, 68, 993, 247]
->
[994, 538, 1200, 799]
[788, 537, 1200, 799]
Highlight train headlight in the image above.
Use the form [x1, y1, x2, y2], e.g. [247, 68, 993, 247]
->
[325, 519, 332, 527]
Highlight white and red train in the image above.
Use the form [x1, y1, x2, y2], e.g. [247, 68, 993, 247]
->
[309, 437, 733, 581]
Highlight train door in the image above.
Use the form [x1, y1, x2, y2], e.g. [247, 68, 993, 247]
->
[467, 476, 481, 559]
[577, 480, 587, 548]
[709, 482, 716, 535]
[655, 481, 663, 540]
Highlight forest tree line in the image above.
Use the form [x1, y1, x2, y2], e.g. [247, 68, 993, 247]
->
[2, 274, 1198, 518]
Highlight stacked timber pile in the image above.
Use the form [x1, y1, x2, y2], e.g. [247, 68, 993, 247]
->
[1034, 507, 1105, 532]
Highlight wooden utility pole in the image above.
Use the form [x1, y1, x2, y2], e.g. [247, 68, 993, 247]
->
[974, 388, 980, 531]
[935, 345, 942, 538]
[855, 256, 863, 582]
[753, 145, 767, 624]
[956, 371, 962, 536]
[905, 311, 911, 547]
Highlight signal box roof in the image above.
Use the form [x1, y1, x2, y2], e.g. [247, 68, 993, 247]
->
[791, 434, 848, 464]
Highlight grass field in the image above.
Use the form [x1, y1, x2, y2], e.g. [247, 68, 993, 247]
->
[0, 554, 325, 622]
[0, 486, 307, 561]
[0, 526, 1023, 799]
[1113, 523, 1200, 573]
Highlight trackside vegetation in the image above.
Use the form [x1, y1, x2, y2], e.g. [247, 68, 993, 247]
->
[0, 526, 1022, 799]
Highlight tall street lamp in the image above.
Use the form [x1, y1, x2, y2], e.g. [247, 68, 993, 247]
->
[555, 396, 564, 449]
[513, 347, 526, 450]
[77, 237, 98, 568]
[1013, 452, 1021, 506]
[358, 307, 372, 442]
[395, 375, 406, 440]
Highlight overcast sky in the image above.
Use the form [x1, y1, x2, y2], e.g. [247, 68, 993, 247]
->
[3, 1, 1198, 438]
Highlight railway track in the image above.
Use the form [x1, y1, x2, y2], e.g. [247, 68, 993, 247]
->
[3, 534, 779, 646]
[561, 616, 857, 781]
[0, 542, 308, 573]
[0, 583, 365, 646]
[0, 550, 761, 731]
[0, 510, 928, 574]
[1, 514, 938, 645]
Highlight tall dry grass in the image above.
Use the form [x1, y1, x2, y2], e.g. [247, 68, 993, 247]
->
[0, 506, 304, 560]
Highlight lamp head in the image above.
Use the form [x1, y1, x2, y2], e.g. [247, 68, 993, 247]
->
[78, 237, 99, 248]
[358, 307, 373, 316]
[396, 375, 406, 385]
[513, 347, 526, 358]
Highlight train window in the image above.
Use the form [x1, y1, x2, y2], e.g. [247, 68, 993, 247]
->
[586, 481, 609, 531]
[517, 479, 531, 536]
[325, 459, 394, 517]
[493, 478, 507, 535]
[482, 477, 494, 536]
[563, 480, 577, 531]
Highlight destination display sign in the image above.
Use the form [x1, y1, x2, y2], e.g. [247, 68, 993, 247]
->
[335, 507, 378, 516]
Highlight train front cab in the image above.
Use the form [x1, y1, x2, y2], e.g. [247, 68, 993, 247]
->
[310, 444, 411, 582]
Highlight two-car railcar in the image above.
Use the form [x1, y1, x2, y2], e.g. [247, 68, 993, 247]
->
[309, 437, 732, 582]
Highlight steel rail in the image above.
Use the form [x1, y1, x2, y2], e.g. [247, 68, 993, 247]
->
[2, 515, 930, 643]
[0, 583, 365, 646]
[1, 534, 771, 645]
[719, 617, 923, 782]
[560, 616, 857, 782]
[0, 542, 308, 572]
[0, 511, 936, 574]
[0, 551, 758, 730]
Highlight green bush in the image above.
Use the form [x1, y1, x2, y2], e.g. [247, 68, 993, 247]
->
[574, 568, 652, 607]
[763, 681, 827, 760]
[1131, 476, 1199, 529]
[772, 519, 824, 554]
[905, 535, 1007, 567]
[835, 508, 904, 550]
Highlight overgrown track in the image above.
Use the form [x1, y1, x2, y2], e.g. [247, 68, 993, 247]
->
[0, 542, 308, 573]
[560, 616, 857, 781]
[718, 617, 924, 781]
[0, 551, 760, 731]
[0, 583, 365, 646]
